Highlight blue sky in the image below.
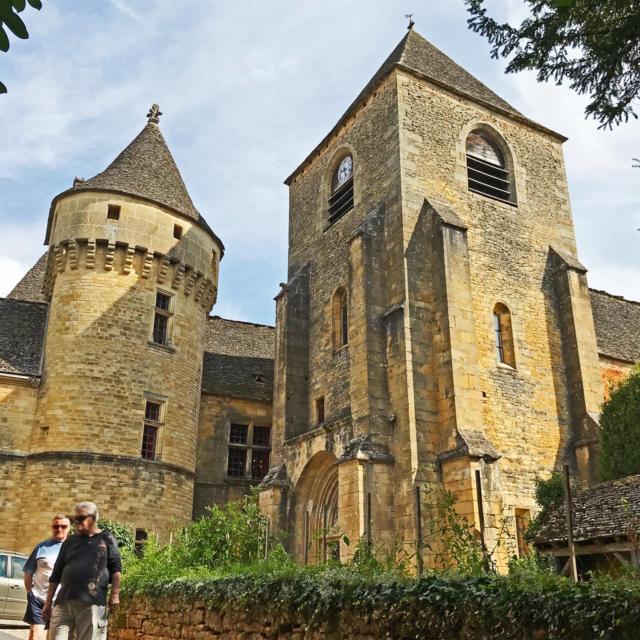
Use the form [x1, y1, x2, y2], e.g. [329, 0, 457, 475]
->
[1, 0, 638, 325]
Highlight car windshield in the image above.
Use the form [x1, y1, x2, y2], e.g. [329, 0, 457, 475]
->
[0, 554, 7, 578]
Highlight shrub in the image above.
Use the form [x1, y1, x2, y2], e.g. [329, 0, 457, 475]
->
[97, 518, 135, 553]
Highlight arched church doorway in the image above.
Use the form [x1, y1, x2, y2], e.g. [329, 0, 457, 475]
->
[293, 451, 340, 563]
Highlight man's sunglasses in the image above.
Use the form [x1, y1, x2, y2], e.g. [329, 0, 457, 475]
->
[52, 524, 69, 530]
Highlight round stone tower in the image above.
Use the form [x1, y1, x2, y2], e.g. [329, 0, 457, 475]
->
[22, 105, 223, 542]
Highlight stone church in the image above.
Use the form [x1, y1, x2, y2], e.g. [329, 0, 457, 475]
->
[1, 30, 639, 566]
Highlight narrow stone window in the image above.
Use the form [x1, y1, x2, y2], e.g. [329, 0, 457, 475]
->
[152, 291, 173, 346]
[134, 529, 148, 556]
[316, 396, 325, 425]
[107, 204, 121, 220]
[466, 130, 515, 204]
[515, 508, 531, 557]
[141, 399, 163, 460]
[173, 224, 182, 240]
[227, 422, 271, 480]
[332, 288, 348, 351]
[328, 154, 354, 225]
[493, 303, 516, 368]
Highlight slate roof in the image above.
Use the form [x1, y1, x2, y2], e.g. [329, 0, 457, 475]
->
[46, 121, 222, 250]
[7, 252, 48, 303]
[204, 317, 275, 359]
[535, 475, 640, 546]
[0, 298, 47, 377]
[202, 317, 275, 402]
[590, 289, 640, 364]
[285, 29, 564, 185]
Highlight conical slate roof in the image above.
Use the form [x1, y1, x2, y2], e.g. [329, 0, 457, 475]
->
[46, 110, 222, 249]
[286, 29, 564, 184]
[75, 121, 200, 220]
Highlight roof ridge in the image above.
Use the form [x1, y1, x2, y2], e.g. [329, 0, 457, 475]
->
[0, 296, 48, 307]
[209, 315, 275, 329]
[590, 288, 640, 307]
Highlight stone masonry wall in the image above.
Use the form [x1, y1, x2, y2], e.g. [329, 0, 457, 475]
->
[112, 596, 386, 640]
[194, 393, 273, 518]
[13, 457, 193, 554]
[396, 68, 603, 542]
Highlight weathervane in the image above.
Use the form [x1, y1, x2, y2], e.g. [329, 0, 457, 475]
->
[405, 13, 415, 30]
[147, 103, 162, 124]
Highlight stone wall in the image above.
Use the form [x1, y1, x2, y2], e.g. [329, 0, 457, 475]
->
[112, 596, 384, 640]
[194, 393, 273, 518]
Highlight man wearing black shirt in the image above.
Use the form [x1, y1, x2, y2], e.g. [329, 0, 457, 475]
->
[43, 502, 122, 640]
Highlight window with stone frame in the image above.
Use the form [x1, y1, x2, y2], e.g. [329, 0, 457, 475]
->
[327, 154, 354, 225]
[466, 129, 515, 204]
[493, 302, 516, 368]
[315, 396, 325, 425]
[141, 399, 164, 460]
[332, 288, 348, 351]
[515, 508, 531, 557]
[152, 290, 174, 346]
[134, 529, 148, 556]
[226, 422, 271, 480]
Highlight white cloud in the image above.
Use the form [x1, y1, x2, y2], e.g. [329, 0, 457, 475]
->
[1, 0, 638, 318]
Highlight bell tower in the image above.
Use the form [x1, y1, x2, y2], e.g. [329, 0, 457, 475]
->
[20, 106, 223, 543]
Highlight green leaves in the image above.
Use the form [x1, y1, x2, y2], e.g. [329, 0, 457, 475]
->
[464, 0, 640, 128]
[1, 0, 43, 93]
[599, 365, 640, 481]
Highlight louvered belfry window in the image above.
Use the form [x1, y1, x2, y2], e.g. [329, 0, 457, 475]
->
[328, 155, 354, 225]
[466, 130, 513, 204]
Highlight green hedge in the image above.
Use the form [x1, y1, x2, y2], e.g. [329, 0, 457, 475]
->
[121, 568, 640, 639]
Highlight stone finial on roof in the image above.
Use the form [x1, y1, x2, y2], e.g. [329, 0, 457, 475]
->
[146, 103, 162, 125]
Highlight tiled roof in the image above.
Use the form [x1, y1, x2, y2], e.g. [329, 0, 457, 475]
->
[202, 317, 275, 402]
[286, 29, 563, 185]
[201, 353, 273, 402]
[46, 121, 222, 249]
[7, 252, 48, 303]
[204, 316, 275, 359]
[590, 289, 640, 363]
[535, 474, 640, 546]
[0, 298, 47, 377]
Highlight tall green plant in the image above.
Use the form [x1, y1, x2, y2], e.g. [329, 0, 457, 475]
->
[599, 365, 640, 481]
[525, 472, 565, 543]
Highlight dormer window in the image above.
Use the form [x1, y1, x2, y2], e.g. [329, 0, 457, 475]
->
[466, 130, 514, 204]
[328, 155, 354, 225]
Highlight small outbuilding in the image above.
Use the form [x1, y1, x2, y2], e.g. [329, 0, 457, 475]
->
[535, 475, 640, 577]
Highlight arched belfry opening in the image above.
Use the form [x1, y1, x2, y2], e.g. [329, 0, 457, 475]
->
[465, 128, 516, 204]
[292, 451, 340, 564]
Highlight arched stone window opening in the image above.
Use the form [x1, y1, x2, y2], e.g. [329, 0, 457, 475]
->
[466, 129, 515, 204]
[332, 287, 348, 350]
[493, 303, 516, 368]
[328, 154, 354, 225]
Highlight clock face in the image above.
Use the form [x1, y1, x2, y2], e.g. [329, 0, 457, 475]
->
[335, 155, 353, 187]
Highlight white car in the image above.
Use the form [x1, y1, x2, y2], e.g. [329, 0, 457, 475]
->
[0, 551, 28, 620]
